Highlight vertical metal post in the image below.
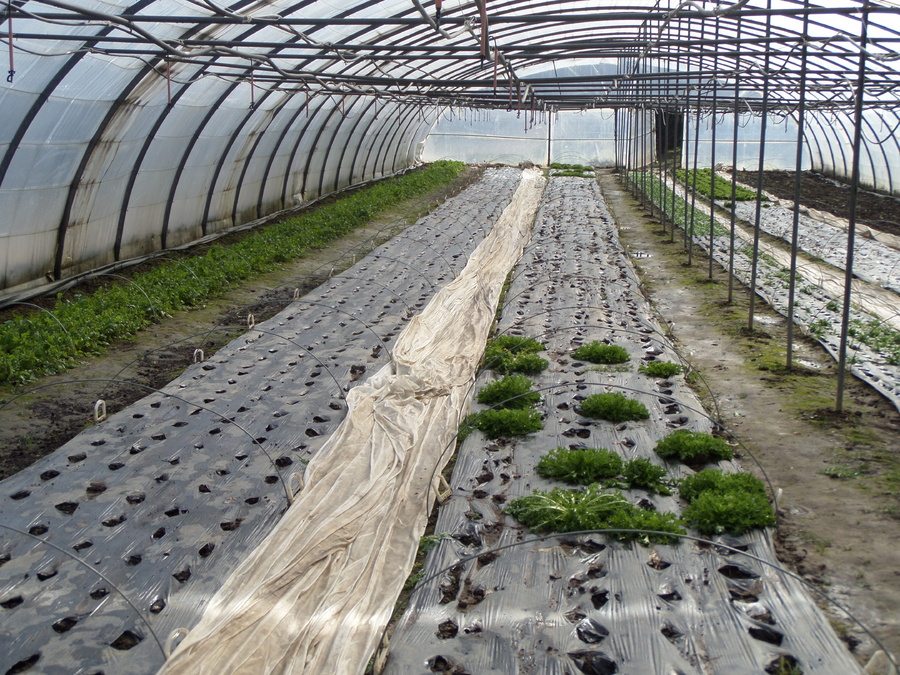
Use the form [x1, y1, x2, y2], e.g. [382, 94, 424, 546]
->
[546, 108, 552, 166]
[688, 83, 702, 264]
[708, 15, 721, 280]
[836, 0, 870, 412]
[728, 14, 742, 303]
[748, 0, 773, 331]
[787, 0, 810, 368]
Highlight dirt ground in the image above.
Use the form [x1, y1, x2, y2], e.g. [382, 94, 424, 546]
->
[733, 169, 900, 238]
[1, 165, 898, 668]
[599, 169, 900, 667]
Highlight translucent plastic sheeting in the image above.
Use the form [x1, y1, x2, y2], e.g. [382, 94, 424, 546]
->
[384, 176, 859, 674]
[0, 168, 523, 675]
[156, 169, 546, 674]
[422, 109, 619, 167]
[683, 113, 804, 172]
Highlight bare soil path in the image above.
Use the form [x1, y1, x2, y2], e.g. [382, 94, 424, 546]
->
[598, 168, 900, 666]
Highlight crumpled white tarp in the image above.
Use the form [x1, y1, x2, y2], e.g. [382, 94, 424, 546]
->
[157, 168, 545, 675]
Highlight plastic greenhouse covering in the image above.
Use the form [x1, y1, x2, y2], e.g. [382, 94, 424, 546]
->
[2, 0, 900, 673]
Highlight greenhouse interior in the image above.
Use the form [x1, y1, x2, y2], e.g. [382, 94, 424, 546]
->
[1, 0, 899, 673]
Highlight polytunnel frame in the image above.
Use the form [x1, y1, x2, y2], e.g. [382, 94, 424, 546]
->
[2, 0, 900, 406]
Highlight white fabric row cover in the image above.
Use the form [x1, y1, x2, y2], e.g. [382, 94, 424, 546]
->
[156, 168, 546, 674]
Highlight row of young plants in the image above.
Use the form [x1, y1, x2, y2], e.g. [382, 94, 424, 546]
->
[462, 335, 775, 544]
[629, 171, 729, 238]
[633, 170, 900, 380]
[506, 430, 774, 543]
[548, 162, 596, 178]
[0, 160, 466, 387]
[675, 168, 763, 202]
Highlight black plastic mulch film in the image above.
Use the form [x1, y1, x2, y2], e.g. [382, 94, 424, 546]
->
[0, 169, 522, 674]
[383, 176, 860, 674]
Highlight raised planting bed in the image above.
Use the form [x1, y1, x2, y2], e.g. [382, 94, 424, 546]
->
[0, 168, 524, 675]
[632, 170, 900, 412]
[384, 175, 859, 674]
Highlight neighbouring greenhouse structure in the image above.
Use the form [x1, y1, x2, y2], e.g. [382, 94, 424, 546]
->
[1, 0, 899, 673]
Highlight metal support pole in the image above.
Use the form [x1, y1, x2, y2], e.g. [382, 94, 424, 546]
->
[836, 0, 870, 412]
[748, 0, 773, 331]
[786, 0, 810, 369]
[728, 15, 742, 303]
[708, 15, 721, 280]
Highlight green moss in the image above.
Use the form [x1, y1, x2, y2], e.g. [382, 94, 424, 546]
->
[581, 393, 650, 423]
[572, 342, 631, 365]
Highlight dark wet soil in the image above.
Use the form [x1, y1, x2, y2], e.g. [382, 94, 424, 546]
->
[733, 170, 900, 238]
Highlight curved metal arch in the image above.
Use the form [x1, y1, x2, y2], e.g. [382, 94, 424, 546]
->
[312, 94, 369, 199]
[345, 99, 396, 185]
[255, 93, 315, 216]
[331, 96, 382, 192]
[230, 93, 297, 225]
[52, 0, 282, 275]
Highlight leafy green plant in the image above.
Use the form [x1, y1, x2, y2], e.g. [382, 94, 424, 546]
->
[572, 342, 630, 365]
[638, 361, 683, 378]
[654, 430, 733, 465]
[622, 458, 673, 495]
[675, 168, 762, 201]
[679, 468, 774, 536]
[580, 393, 650, 423]
[507, 485, 684, 544]
[683, 489, 775, 536]
[464, 408, 543, 439]
[808, 319, 831, 338]
[483, 335, 549, 375]
[536, 447, 624, 484]
[678, 468, 766, 503]
[0, 161, 466, 386]
[848, 318, 900, 365]
[476, 375, 540, 410]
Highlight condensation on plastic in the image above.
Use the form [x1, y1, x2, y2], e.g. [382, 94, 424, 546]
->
[0, 168, 523, 675]
[156, 169, 546, 674]
[383, 176, 861, 674]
